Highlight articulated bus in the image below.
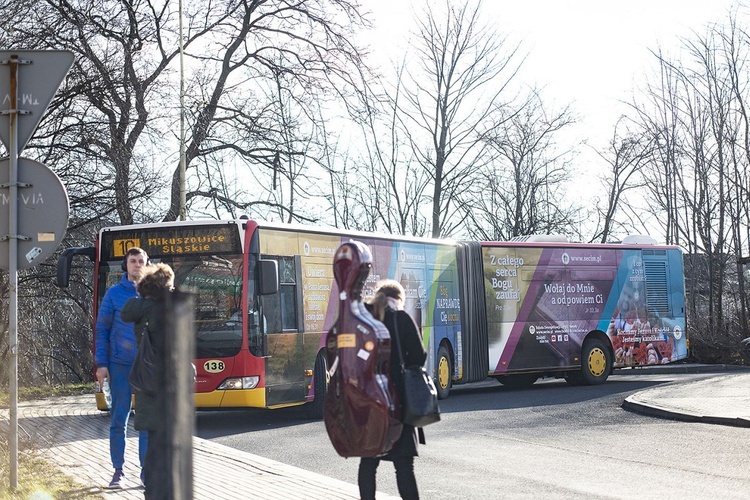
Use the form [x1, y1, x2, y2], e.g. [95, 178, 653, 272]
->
[57, 219, 687, 415]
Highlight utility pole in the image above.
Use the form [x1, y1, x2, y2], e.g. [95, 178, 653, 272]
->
[179, 0, 187, 221]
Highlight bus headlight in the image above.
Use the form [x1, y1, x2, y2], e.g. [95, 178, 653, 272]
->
[218, 376, 260, 390]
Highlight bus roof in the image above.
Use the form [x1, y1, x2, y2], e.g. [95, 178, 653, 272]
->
[99, 218, 459, 247]
[99, 220, 679, 251]
[479, 238, 680, 250]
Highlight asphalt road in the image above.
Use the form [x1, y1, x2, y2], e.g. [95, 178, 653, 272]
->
[195, 373, 750, 499]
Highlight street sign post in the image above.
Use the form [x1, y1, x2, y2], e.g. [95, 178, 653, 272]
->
[0, 49, 73, 490]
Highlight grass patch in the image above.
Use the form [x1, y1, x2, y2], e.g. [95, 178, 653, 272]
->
[0, 383, 94, 408]
[0, 442, 102, 499]
[0, 383, 101, 498]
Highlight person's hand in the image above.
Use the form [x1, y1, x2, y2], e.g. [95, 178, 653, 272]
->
[96, 367, 110, 386]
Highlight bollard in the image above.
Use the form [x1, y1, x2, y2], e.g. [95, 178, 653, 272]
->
[151, 289, 195, 499]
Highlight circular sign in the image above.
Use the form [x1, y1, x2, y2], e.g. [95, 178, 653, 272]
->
[0, 157, 69, 270]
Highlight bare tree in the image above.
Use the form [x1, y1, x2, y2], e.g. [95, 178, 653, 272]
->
[349, 61, 432, 235]
[2, 0, 373, 225]
[720, 9, 750, 340]
[161, 0, 374, 223]
[1, 0, 202, 224]
[590, 118, 656, 243]
[0, 0, 374, 385]
[399, 0, 525, 237]
[462, 90, 578, 240]
[630, 12, 750, 362]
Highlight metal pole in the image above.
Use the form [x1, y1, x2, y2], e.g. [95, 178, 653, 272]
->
[8, 53, 19, 491]
[152, 290, 194, 499]
[179, 0, 187, 221]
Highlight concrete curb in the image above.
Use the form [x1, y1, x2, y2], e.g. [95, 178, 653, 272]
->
[615, 363, 750, 375]
[620, 371, 750, 428]
[622, 396, 750, 428]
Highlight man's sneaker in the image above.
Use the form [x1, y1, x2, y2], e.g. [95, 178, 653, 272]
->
[107, 469, 125, 489]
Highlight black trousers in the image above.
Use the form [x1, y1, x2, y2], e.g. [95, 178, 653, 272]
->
[358, 456, 419, 500]
[143, 428, 165, 499]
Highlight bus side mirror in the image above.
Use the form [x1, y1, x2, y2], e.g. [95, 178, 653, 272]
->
[56, 247, 96, 288]
[258, 259, 279, 295]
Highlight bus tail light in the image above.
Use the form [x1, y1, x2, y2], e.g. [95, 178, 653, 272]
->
[218, 376, 260, 390]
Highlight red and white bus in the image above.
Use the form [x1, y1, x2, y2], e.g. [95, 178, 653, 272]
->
[57, 219, 688, 415]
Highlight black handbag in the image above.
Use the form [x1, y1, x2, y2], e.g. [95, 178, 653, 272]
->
[129, 326, 159, 396]
[392, 314, 441, 427]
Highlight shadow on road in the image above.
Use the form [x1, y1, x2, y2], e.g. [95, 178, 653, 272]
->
[195, 403, 313, 439]
[438, 376, 670, 414]
[194, 374, 676, 439]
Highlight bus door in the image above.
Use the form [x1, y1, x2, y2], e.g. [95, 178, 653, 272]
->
[429, 268, 463, 383]
[260, 255, 306, 407]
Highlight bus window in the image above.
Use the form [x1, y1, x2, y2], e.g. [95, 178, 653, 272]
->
[262, 256, 302, 332]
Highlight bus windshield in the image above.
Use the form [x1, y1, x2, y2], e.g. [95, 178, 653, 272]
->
[97, 254, 245, 359]
[174, 255, 244, 359]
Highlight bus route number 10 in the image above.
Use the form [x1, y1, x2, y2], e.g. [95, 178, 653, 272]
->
[113, 238, 142, 258]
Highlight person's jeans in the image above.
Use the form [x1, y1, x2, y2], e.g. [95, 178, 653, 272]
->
[108, 361, 148, 469]
[358, 456, 419, 500]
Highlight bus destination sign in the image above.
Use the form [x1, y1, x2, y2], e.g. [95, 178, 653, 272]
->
[102, 224, 242, 260]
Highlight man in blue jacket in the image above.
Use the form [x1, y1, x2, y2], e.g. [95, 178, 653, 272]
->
[95, 247, 150, 489]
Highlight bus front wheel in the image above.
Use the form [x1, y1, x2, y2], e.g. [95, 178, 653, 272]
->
[308, 351, 328, 419]
[436, 345, 452, 400]
[577, 338, 612, 385]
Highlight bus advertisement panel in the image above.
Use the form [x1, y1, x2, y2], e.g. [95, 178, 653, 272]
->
[254, 227, 460, 409]
[482, 243, 687, 379]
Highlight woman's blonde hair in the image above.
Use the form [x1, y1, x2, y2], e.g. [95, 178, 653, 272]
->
[136, 263, 175, 300]
[367, 279, 405, 321]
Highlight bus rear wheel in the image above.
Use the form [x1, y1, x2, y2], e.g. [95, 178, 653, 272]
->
[307, 350, 328, 419]
[436, 345, 452, 400]
[572, 338, 612, 386]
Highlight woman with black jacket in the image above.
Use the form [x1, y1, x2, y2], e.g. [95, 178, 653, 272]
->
[359, 279, 427, 500]
[121, 263, 174, 497]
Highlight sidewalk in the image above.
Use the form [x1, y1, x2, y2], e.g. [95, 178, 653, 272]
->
[622, 369, 750, 427]
[2, 395, 399, 499]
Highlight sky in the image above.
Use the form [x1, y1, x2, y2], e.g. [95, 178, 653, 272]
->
[363, 0, 741, 159]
